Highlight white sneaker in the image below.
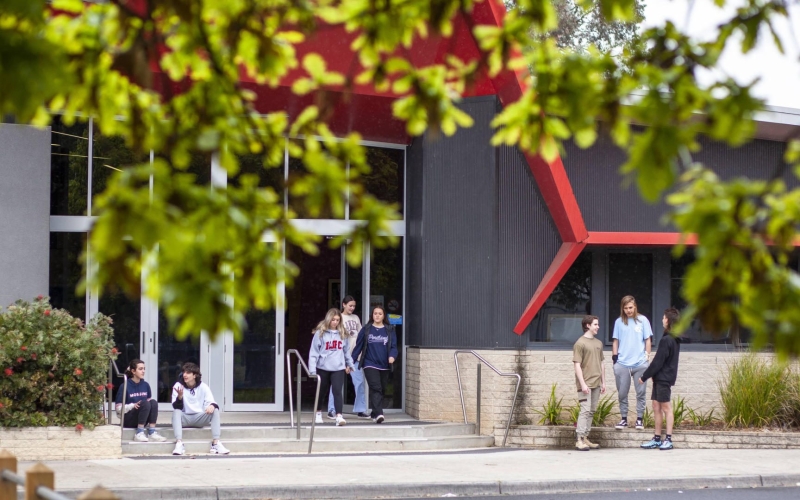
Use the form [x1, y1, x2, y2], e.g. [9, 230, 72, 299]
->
[148, 431, 166, 442]
[134, 432, 149, 442]
[210, 441, 230, 455]
[315, 412, 323, 424]
[375, 415, 385, 424]
[172, 441, 185, 456]
[335, 414, 347, 426]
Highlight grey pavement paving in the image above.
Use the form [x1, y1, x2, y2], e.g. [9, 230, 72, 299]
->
[15, 448, 800, 499]
[405, 487, 800, 500]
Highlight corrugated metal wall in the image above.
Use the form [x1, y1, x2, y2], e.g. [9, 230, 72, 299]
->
[406, 96, 561, 349]
[563, 134, 793, 232]
[494, 143, 561, 345]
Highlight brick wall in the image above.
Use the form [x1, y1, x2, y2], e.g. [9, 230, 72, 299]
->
[406, 348, 775, 435]
[0, 425, 121, 460]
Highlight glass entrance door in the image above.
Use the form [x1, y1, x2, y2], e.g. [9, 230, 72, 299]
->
[223, 300, 284, 411]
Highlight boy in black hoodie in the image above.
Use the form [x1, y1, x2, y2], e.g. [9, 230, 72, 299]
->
[639, 308, 681, 450]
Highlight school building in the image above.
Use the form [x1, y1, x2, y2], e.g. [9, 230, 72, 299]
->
[1, 0, 798, 432]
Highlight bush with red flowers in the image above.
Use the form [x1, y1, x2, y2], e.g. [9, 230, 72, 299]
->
[0, 297, 116, 428]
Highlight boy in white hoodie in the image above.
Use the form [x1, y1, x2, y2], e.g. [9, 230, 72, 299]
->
[171, 362, 229, 455]
[309, 308, 354, 426]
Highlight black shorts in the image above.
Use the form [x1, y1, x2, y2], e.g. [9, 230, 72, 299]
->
[651, 382, 672, 403]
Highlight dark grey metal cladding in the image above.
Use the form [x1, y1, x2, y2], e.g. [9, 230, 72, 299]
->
[494, 143, 560, 346]
[0, 124, 51, 309]
[563, 134, 793, 232]
[561, 134, 671, 232]
[405, 96, 560, 349]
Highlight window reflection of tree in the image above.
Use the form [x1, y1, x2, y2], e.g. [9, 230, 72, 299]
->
[531, 252, 592, 342]
[357, 147, 404, 214]
[50, 118, 89, 215]
[92, 131, 149, 211]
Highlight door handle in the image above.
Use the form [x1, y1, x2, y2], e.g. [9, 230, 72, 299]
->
[152, 332, 156, 354]
[277, 334, 281, 355]
[141, 331, 145, 354]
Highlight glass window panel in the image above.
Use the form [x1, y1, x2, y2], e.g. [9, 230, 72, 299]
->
[233, 308, 276, 404]
[48, 232, 86, 320]
[287, 156, 337, 219]
[100, 290, 142, 402]
[353, 147, 405, 216]
[230, 154, 284, 193]
[529, 251, 592, 343]
[50, 117, 89, 215]
[156, 310, 202, 403]
[92, 130, 149, 213]
[369, 238, 403, 409]
[671, 251, 749, 344]
[608, 253, 653, 344]
[155, 152, 211, 186]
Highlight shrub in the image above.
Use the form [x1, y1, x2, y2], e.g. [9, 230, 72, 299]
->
[533, 384, 564, 425]
[568, 401, 580, 425]
[688, 407, 715, 427]
[592, 393, 617, 426]
[671, 396, 688, 428]
[0, 297, 116, 428]
[642, 407, 654, 429]
[719, 355, 800, 429]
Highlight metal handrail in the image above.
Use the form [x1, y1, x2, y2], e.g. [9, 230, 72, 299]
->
[286, 349, 322, 454]
[1, 469, 71, 500]
[453, 350, 521, 447]
[109, 360, 128, 443]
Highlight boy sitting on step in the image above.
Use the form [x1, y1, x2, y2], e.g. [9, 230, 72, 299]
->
[171, 362, 230, 456]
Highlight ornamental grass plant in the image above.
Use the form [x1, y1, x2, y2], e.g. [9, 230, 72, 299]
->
[0, 297, 116, 429]
[719, 355, 800, 429]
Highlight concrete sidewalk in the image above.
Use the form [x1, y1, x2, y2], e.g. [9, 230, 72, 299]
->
[17, 448, 800, 499]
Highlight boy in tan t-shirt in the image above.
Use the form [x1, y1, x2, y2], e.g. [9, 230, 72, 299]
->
[572, 315, 606, 451]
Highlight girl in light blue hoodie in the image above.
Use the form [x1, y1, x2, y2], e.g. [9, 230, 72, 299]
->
[309, 308, 354, 426]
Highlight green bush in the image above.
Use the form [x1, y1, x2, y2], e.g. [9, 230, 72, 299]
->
[592, 393, 617, 426]
[533, 384, 564, 425]
[719, 355, 800, 429]
[0, 297, 116, 429]
[687, 407, 715, 426]
[672, 396, 688, 428]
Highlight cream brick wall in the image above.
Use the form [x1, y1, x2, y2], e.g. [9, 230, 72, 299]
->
[0, 425, 121, 460]
[406, 347, 778, 435]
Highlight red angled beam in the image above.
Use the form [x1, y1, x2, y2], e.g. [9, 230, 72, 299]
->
[587, 232, 699, 246]
[513, 241, 587, 335]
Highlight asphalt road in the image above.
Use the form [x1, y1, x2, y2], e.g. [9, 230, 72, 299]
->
[403, 486, 799, 499]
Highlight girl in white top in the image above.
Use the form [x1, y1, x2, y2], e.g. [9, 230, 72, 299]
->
[325, 295, 369, 418]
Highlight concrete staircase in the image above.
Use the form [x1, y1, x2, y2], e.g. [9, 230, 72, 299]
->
[121, 421, 494, 455]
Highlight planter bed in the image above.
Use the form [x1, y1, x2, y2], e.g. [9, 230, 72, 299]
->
[494, 425, 800, 449]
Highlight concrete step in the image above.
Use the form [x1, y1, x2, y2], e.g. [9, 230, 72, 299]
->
[122, 434, 495, 455]
[121, 422, 477, 440]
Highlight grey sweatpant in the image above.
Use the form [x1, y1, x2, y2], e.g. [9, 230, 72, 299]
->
[613, 362, 649, 420]
[172, 409, 221, 440]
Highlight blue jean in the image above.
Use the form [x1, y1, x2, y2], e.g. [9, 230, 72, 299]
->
[328, 361, 367, 413]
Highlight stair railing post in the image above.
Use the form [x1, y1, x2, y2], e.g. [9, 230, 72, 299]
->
[25, 463, 53, 500]
[476, 363, 481, 436]
[296, 358, 302, 441]
[0, 450, 17, 500]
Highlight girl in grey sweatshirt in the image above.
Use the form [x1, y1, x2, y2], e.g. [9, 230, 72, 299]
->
[309, 308, 354, 426]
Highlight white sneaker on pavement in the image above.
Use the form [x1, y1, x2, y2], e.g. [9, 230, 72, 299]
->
[133, 431, 149, 442]
[335, 414, 347, 426]
[315, 412, 323, 424]
[210, 441, 230, 455]
[172, 441, 185, 456]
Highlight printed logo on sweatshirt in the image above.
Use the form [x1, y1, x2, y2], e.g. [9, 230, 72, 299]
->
[343, 320, 360, 337]
[367, 334, 388, 345]
[129, 391, 148, 398]
[325, 340, 343, 351]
